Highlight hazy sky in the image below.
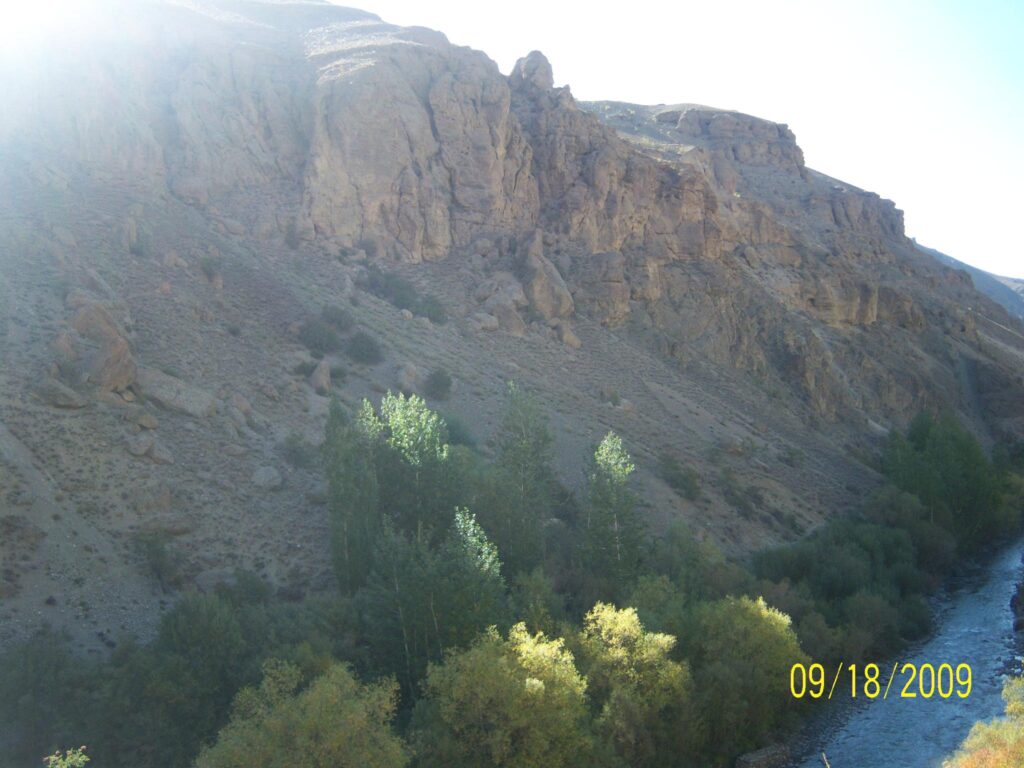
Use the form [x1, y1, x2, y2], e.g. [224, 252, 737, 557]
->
[345, 0, 1024, 279]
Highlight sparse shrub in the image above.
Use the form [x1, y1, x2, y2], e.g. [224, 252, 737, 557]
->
[659, 454, 701, 500]
[135, 531, 183, 592]
[292, 361, 317, 377]
[329, 364, 346, 381]
[362, 264, 447, 323]
[780, 446, 804, 467]
[321, 305, 354, 332]
[226, 323, 241, 337]
[423, 368, 452, 400]
[345, 331, 383, 364]
[200, 255, 222, 281]
[719, 469, 756, 518]
[443, 413, 476, 448]
[281, 433, 319, 469]
[298, 318, 341, 355]
[417, 295, 448, 324]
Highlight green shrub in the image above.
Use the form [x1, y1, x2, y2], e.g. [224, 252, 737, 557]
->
[298, 318, 341, 355]
[659, 454, 701, 500]
[200, 255, 222, 281]
[292, 361, 317, 377]
[443, 413, 476, 448]
[135, 531, 183, 592]
[281, 433, 319, 469]
[345, 331, 383, 364]
[423, 369, 452, 400]
[416, 295, 448, 324]
[321, 305, 354, 332]
[363, 265, 447, 323]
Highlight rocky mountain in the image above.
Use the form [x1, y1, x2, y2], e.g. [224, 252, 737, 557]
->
[1, 0, 1022, 653]
[916, 243, 1024, 321]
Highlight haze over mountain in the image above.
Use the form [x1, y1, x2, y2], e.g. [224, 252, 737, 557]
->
[1, 0, 1022, 654]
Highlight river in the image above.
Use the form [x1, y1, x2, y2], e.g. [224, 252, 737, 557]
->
[791, 540, 1024, 768]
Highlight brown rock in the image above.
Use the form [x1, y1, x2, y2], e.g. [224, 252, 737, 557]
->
[309, 359, 331, 395]
[524, 231, 574, 320]
[136, 367, 217, 417]
[36, 377, 87, 408]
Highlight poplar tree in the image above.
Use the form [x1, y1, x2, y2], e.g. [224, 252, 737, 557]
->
[583, 432, 642, 593]
[324, 400, 380, 592]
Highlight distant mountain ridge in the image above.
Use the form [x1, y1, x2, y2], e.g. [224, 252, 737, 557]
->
[916, 243, 1024, 320]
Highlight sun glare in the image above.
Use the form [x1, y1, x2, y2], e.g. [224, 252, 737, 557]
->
[0, 0, 92, 53]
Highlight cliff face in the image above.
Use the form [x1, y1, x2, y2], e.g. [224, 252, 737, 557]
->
[1, 0, 1022, 650]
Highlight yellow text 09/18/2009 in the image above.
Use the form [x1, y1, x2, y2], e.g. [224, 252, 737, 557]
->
[789, 662, 973, 701]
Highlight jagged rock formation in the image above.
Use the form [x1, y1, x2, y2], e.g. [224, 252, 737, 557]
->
[0, 0, 1021, 650]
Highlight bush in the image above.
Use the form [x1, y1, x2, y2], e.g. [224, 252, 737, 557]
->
[298, 318, 341, 355]
[363, 265, 447, 324]
[291, 361, 317, 377]
[321, 305, 354, 332]
[135, 531, 183, 592]
[345, 332, 383, 364]
[200, 255, 222, 281]
[281, 433, 319, 469]
[443, 413, 476, 448]
[416, 295, 448, 324]
[659, 454, 701, 500]
[423, 369, 452, 400]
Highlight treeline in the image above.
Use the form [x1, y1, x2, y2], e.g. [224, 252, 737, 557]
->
[1, 396, 1020, 767]
[755, 412, 1022, 663]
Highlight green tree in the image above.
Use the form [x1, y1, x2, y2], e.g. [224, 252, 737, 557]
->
[583, 432, 642, 595]
[487, 382, 557, 574]
[413, 623, 594, 768]
[682, 596, 808, 764]
[196, 660, 409, 768]
[324, 400, 381, 592]
[359, 510, 508, 695]
[578, 603, 700, 768]
[43, 747, 89, 768]
[359, 393, 457, 542]
[882, 411, 1013, 548]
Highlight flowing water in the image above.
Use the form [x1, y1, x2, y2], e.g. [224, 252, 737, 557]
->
[793, 540, 1024, 768]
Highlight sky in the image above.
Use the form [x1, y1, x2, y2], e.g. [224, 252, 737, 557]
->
[343, 0, 1024, 279]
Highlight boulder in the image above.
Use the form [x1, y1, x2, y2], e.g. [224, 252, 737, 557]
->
[126, 433, 155, 457]
[36, 377, 87, 408]
[469, 312, 499, 332]
[523, 232, 574, 320]
[136, 367, 217, 418]
[309, 359, 331, 394]
[85, 336, 137, 392]
[556, 321, 581, 349]
[149, 439, 174, 465]
[251, 466, 283, 490]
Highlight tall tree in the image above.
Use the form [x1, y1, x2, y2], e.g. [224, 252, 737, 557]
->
[488, 382, 557, 574]
[324, 400, 381, 592]
[360, 392, 456, 542]
[583, 432, 642, 595]
[359, 510, 508, 696]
